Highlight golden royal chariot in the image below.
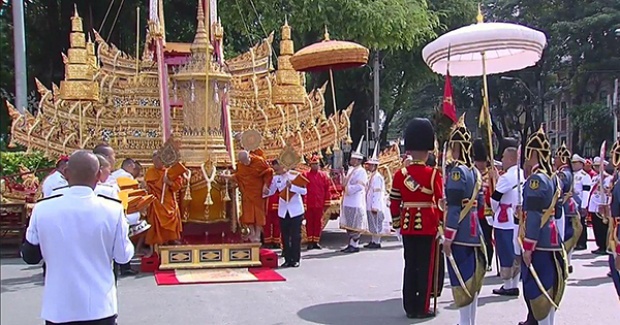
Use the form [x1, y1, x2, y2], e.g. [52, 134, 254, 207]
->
[1, 0, 402, 269]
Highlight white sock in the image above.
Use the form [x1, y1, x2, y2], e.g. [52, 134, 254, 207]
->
[470, 294, 479, 325]
[511, 273, 521, 289]
[349, 236, 360, 248]
[503, 279, 514, 289]
[372, 235, 381, 244]
[459, 303, 472, 325]
[567, 251, 573, 266]
[538, 308, 555, 325]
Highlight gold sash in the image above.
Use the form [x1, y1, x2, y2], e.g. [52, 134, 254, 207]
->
[459, 168, 482, 223]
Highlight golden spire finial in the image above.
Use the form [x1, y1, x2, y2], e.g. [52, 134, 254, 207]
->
[476, 4, 484, 24]
[457, 113, 466, 126]
[284, 15, 288, 27]
[323, 26, 330, 41]
[191, 0, 209, 52]
[74, 4, 79, 17]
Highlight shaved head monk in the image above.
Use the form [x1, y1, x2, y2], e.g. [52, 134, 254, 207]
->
[144, 151, 183, 255]
[225, 150, 273, 242]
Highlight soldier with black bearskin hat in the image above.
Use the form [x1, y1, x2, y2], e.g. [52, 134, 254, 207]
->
[518, 126, 567, 325]
[472, 138, 495, 271]
[443, 115, 487, 325]
[389, 118, 444, 319]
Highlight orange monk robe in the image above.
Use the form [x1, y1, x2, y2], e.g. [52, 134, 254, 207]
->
[144, 166, 184, 245]
[233, 154, 273, 227]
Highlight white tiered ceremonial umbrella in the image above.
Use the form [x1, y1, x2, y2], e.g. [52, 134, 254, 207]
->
[422, 13, 547, 77]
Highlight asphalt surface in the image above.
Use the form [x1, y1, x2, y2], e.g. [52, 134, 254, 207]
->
[1, 223, 618, 325]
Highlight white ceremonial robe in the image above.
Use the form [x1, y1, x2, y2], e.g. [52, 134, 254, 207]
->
[366, 171, 390, 236]
[339, 165, 368, 232]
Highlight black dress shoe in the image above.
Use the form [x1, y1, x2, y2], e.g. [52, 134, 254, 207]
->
[280, 262, 291, 268]
[415, 311, 436, 319]
[307, 244, 314, 250]
[568, 265, 574, 274]
[120, 269, 139, 276]
[290, 262, 300, 268]
[406, 314, 416, 319]
[313, 243, 322, 250]
[592, 249, 606, 255]
[574, 245, 587, 251]
[341, 246, 360, 253]
[608, 271, 613, 277]
[492, 286, 519, 296]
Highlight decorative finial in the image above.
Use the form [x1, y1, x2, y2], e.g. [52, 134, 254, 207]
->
[191, 0, 209, 52]
[323, 26, 330, 41]
[476, 4, 484, 23]
[284, 15, 288, 27]
[457, 113, 466, 126]
[74, 4, 79, 17]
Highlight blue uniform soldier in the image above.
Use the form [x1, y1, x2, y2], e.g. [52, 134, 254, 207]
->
[519, 127, 567, 325]
[603, 139, 620, 299]
[443, 115, 487, 325]
[553, 143, 582, 274]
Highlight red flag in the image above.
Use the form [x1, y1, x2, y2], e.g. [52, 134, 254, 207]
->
[442, 72, 457, 123]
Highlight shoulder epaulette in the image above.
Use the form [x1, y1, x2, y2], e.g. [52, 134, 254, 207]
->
[97, 194, 122, 204]
[37, 194, 63, 203]
[52, 185, 69, 191]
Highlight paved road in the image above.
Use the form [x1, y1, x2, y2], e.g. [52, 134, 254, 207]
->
[1, 224, 618, 325]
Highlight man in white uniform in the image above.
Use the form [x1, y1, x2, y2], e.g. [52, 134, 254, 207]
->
[339, 137, 368, 253]
[490, 145, 523, 296]
[265, 160, 307, 267]
[108, 158, 136, 184]
[41, 156, 69, 198]
[363, 145, 388, 249]
[587, 157, 612, 255]
[21, 150, 134, 325]
[571, 154, 592, 250]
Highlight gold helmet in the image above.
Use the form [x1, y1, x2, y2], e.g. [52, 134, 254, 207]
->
[611, 139, 620, 167]
[526, 126, 553, 175]
[448, 114, 473, 167]
[555, 142, 571, 165]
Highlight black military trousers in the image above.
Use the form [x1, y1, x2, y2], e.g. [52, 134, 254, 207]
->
[577, 213, 588, 248]
[480, 218, 494, 267]
[591, 213, 609, 251]
[279, 214, 303, 264]
[402, 235, 443, 315]
[45, 315, 117, 325]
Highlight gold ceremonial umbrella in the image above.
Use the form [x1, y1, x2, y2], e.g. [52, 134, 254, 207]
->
[290, 28, 369, 150]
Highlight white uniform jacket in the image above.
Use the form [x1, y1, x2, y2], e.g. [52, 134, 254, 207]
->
[25, 186, 134, 323]
[490, 165, 524, 230]
[41, 171, 68, 198]
[587, 172, 613, 213]
[266, 171, 307, 218]
[573, 169, 592, 210]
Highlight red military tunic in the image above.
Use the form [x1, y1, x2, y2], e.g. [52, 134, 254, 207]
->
[478, 170, 492, 220]
[303, 169, 331, 243]
[390, 161, 443, 236]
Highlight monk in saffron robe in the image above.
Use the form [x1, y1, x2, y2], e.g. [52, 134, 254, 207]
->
[144, 153, 184, 256]
[227, 150, 273, 242]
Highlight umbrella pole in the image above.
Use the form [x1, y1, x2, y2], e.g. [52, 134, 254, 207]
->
[481, 52, 496, 188]
[329, 68, 340, 150]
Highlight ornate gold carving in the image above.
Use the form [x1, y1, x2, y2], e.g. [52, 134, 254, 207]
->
[65, 65, 94, 80]
[70, 33, 86, 48]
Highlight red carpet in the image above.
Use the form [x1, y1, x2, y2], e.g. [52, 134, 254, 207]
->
[154, 267, 285, 286]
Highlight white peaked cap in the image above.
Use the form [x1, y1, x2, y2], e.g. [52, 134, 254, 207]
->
[366, 144, 380, 164]
[571, 154, 585, 163]
[351, 135, 365, 160]
[593, 157, 609, 165]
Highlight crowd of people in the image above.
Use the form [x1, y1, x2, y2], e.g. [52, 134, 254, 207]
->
[387, 117, 620, 325]
[16, 120, 620, 325]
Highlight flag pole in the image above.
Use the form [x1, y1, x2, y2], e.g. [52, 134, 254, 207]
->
[477, 5, 495, 189]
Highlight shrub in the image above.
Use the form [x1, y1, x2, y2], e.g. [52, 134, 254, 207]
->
[0, 151, 55, 182]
